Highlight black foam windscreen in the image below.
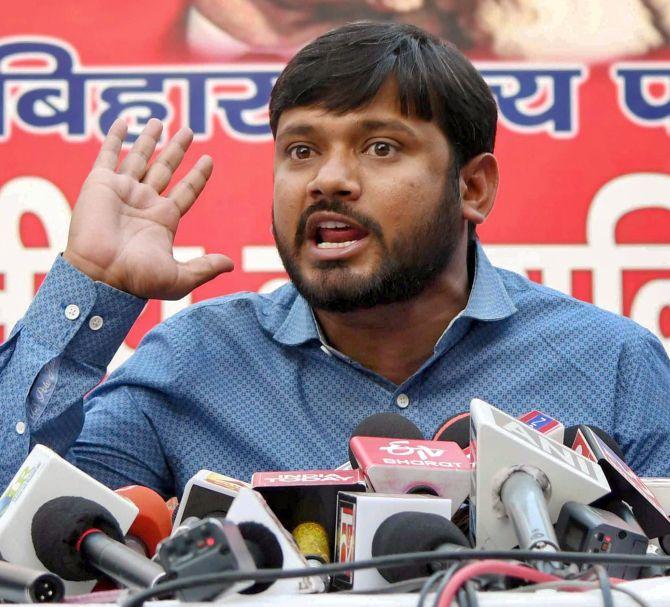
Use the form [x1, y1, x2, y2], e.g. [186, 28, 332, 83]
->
[563, 425, 626, 461]
[371, 511, 471, 583]
[348, 412, 424, 468]
[31, 496, 123, 581]
[433, 412, 470, 447]
[237, 521, 283, 594]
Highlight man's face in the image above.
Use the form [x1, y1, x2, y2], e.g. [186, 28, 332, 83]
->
[272, 80, 463, 313]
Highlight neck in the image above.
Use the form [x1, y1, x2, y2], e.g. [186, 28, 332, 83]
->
[314, 240, 474, 385]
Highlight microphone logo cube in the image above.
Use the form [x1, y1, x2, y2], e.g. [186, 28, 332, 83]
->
[469, 399, 610, 550]
[349, 437, 471, 511]
[0, 445, 138, 595]
[332, 492, 453, 591]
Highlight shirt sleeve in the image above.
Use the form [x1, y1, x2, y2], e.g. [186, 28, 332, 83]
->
[613, 329, 670, 477]
[71, 323, 181, 498]
[0, 255, 145, 488]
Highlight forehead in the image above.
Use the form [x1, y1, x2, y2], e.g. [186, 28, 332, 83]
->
[275, 79, 448, 145]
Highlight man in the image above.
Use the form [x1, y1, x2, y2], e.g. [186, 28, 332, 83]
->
[1, 22, 668, 498]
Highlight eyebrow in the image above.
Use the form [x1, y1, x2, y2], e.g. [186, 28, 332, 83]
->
[276, 123, 318, 139]
[356, 119, 419, 139]
[277, 119, 420, 140]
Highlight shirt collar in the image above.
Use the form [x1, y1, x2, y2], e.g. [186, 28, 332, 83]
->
[272, 291, 320, 345]
[271, 240, 517, 346]
[461, 240, 517, 322]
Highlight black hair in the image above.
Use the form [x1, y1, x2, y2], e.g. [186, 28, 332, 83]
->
[269, 21, 497, 169]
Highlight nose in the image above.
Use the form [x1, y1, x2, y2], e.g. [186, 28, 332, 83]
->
[307, 151, 361, 202]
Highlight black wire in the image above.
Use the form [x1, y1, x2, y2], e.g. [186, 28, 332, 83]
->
[120, 549, 670, 607]
[431, 564, 465, 607]
[431, 573, 454, 607]
[343, 576, 430, 594]
[567, 565, 597, 580]
[464, 581, 479, 607]
[595, 565, 614, 607]
[417, 570, 450, 607]
[456, 587, 467, 607]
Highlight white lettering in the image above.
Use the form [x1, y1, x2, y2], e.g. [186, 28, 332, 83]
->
[266, 473, 353, 484]
[382, 458, 463, 468]
[502, 419, 600, 480]
[379, 440, 446, 460]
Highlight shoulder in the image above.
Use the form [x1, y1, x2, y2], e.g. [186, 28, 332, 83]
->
[106, 283, 301, 385]
[495, 266, 659, 350]
[158, 282, 299, 335]
[129, 282, 301, 361]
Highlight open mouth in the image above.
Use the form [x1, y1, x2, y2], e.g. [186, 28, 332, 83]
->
[314, 220, 369, 248]
[306, 213, 370, 249]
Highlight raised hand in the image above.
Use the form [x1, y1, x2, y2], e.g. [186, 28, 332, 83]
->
[63, 119, 234, 300]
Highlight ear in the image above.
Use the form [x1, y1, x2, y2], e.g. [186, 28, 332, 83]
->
[459, 153, 499, 225]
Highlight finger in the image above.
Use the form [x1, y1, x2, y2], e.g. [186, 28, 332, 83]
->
[168, 254, 234, 300]
[142, 127, 194, 193]
[118, 118, 163, 179]
[167, 155, 213, 216]
[92, 119, 128, 170]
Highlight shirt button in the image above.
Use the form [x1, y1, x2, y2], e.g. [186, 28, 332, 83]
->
[396, 393, 410, 409]
[15, 421, 26, 435]
[64, 304, 80, 320]
[89, 315, 104, 331]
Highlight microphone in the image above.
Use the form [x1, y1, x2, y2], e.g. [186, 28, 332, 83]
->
[563, 425, 625, 460]
[332, 492, 455, 591]
[564, 425, 670, 539]
[348, 412, 424, 468]
[516, 410, 565, 443]
[157, 517, 263, 600]
[348, 412, 471, 511]
[434, 409, 565, 458]
[433, 412, 470, 447]
[555, 501, 648, 579]
[641, 477, 670, 515]
[115, 486, 173, 557]
[638, 477, 670, 553]
[349, 436, 470, 512]
[172, 470, 251, 529]
[31, 496, 166, 589]
[225, 487, 323, 594]
[371, 511, 470, 583]
[0, 560, 64, 603]
[252, 469, 366, 576]
[469, 399, 610, 559]
[0, 445, 138, 595]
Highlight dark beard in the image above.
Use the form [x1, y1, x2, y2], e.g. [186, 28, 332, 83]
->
[273, 176, 462, 313]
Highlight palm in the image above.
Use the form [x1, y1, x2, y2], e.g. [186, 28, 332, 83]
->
[64, 119, 233, 299]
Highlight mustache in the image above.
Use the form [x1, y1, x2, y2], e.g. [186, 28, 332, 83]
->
[294, 198, 383, 246]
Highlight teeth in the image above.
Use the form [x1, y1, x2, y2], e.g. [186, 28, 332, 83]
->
[318, 221, 351, 229]
[317, 240, 357, 249]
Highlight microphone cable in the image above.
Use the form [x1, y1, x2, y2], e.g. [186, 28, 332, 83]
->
[120, 547, 670, 607]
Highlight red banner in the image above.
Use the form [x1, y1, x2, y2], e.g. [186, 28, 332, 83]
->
[1, 0, 669, 369]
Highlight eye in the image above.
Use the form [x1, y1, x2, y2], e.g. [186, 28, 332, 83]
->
[364, 141, 397, 157]
[287, 144, 314, 160]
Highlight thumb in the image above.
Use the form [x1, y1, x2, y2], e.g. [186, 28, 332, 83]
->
[169, 254, 235, 299]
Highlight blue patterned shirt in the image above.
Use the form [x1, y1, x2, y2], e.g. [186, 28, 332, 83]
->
[1, 243, 669, 497]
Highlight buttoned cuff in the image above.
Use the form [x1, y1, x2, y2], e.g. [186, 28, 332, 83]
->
[22, 255, 146, 367]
